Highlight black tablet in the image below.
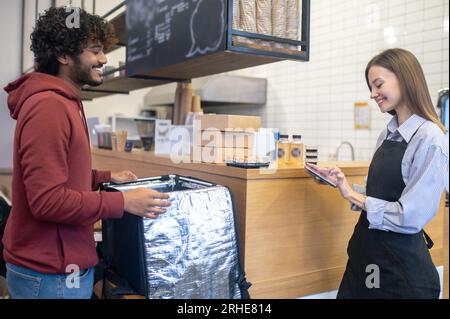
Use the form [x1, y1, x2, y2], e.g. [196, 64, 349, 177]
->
[226, 161, 270, 169]
[305, 165, 337, 188]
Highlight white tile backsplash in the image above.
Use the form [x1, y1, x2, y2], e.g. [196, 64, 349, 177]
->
[214, 0, 449, 161]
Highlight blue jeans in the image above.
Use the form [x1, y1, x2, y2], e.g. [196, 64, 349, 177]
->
[6, 263, 94, 299]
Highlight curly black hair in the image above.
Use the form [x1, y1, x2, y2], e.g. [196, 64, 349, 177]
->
[30, 7, 117, 75]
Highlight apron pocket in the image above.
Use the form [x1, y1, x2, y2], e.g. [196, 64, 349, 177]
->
[379, 232, 440, 291]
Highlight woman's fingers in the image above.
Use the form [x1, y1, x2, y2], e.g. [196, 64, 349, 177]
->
[306, 163, 318, 170]
[330, 166, 344, 176]
[330, 169, 339, 176]
[308, 163, 331, 175]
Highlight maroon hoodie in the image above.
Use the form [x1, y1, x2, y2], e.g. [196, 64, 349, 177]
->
[3, 72, 124, 274]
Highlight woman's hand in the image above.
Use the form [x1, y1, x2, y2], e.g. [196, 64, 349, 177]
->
[306, 163, 338, 186]
[111, 170, 138, 184]
[306, 163, 354, 200]
[306, 163, 367, 210]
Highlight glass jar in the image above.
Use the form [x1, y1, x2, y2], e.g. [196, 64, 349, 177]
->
[289, 135, 304, 167]
[277, 135, 290, 165]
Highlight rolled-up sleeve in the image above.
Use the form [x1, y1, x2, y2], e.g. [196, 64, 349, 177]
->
[350, 181, 367, 211]
[365, 144, 448, 234]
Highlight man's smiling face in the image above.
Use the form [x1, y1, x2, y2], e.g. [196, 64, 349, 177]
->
[69, 40, 108, 87]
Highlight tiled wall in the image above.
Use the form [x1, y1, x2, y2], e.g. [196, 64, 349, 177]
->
[208, 0, 449, 161]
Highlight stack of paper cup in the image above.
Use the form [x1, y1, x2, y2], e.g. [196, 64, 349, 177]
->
[305, 145, 319, 165]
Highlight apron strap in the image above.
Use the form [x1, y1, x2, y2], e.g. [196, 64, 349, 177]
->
[423, 230, 434, 249]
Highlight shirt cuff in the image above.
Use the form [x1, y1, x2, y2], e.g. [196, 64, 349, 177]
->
[365, 196, 387, 226]
[100, 191, 124, 220]
[95, 170, 111, 184]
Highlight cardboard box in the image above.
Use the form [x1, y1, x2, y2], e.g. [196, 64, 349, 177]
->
[193, 130, 255, 148]
[191, 146, 256, 164]
[196, 114, 261, 131]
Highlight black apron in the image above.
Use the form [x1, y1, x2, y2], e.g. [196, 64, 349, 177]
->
[337, 129, 441, 299]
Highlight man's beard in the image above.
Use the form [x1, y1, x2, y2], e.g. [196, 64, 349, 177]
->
[72, 55, 103, 87]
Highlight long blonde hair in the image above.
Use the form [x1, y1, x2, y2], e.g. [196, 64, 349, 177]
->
[365, 48, 446, 133]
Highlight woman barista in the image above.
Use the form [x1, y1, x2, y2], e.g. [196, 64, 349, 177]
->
[308, 48, 448, 299]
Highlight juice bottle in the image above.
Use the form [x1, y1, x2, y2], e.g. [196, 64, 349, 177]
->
[277, 135, 290, 165]
[289, 135, 304, 167]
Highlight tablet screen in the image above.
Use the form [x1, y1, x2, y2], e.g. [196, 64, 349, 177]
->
[305, 165, 337, 188]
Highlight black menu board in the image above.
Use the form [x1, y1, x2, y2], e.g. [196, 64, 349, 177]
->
[125, 0, 227, 77]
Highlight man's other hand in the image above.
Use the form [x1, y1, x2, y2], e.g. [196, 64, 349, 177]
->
[111, 170, 138, 184]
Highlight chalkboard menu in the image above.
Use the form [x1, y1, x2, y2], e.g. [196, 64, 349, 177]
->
[125, 0, 227, 78]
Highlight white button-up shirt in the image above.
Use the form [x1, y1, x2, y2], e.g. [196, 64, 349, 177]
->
[360, 114, 448, 234]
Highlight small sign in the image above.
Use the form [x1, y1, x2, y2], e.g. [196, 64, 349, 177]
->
[354, 102, 371, 129]
[154, 120, 172, 155]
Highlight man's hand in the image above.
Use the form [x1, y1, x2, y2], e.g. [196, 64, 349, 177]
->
[123, 188, 171, 219]
[111, 170, 138, 184]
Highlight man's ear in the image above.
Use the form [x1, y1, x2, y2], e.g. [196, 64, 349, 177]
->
[57, 54, 70, 66]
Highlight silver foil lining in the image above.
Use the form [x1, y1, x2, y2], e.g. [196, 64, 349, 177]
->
[107, 177, 242, 299]
[142, 186, 241, 299]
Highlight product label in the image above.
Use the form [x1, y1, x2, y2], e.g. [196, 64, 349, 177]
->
[291, 147, 301, 158]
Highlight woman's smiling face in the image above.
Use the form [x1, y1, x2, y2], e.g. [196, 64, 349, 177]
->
[368, 65, 403, 114]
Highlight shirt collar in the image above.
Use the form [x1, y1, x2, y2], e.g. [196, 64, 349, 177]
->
[387, 114, 427, 143]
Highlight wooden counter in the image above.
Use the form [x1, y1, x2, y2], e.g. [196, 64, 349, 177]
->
[92, 148, 448, 298]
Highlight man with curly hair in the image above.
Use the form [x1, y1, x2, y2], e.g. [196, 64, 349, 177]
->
[2, 7, 170, 299]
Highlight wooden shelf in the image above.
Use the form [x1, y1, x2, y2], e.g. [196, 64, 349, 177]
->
[80, 76, 170, 101]
[137, 50, 283, 81]
[86, 0, 310, 100]
[122, 0, 309, 80]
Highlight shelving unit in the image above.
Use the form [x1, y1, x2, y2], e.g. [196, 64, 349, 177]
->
[79, 66, 184, 101]
[81, 0, 311, 100]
